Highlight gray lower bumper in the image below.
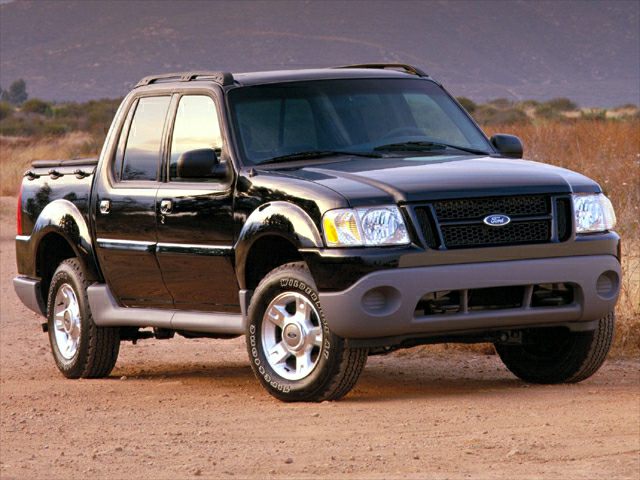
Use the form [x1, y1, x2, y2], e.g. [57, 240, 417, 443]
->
[318, 255, 620, 339]
[13, 276, 46, 316]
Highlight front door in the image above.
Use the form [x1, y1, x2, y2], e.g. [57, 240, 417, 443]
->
[94, 95, 173, 308]
[155, 94, 238, 312]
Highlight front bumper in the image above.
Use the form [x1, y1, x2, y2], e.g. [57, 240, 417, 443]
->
[318, 255, 620, 340]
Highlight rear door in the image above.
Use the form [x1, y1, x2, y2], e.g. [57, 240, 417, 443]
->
[94, 95, 174, 308]
[155, 93, 238, 312]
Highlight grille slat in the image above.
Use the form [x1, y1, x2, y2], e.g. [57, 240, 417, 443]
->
[440, 221, 550, 248]
[433, 195, 549, 220]
[414, 195, 563, 249]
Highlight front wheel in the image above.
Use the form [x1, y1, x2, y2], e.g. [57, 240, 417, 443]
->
[495, 312, 615, 384]
[246, 262, 368, 402]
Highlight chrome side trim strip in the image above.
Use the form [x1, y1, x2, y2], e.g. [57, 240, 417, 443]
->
[156, 242, 233, 256]
[88, 284, 244, 335]
[96, 238, 156, 253]
[16, 235, 30, 242]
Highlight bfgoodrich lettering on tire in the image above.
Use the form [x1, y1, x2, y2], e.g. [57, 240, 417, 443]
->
[246, 262, 368, 402]
[47, 258, 120, 379]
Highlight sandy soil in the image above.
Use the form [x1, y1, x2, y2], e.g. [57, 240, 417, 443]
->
[0, 197, 638, 480]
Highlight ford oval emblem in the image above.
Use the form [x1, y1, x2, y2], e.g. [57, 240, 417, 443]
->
[483, 214, 511, 226]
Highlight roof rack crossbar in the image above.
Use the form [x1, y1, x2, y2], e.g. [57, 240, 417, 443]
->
[333, 63, 428, 77]
[135, 71, 234, 88]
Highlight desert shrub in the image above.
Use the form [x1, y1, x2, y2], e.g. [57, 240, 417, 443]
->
[534, 103, 563, 120]
[43, 122, 72, 136]
[519, 99, 540, 109]
[581, 109, 607, 121]
[0, 115, 41, 136]
[456, 96, 477, 113]
[21, 98, 53, 116]
[0, 101, 13, 121]
[473, 105, 529, 125]
[487, 98, 513, 109]
[544, 97, 578, 112]
[614, 103, 638, 110]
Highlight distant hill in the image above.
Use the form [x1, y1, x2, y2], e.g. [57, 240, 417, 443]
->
[1, 0, 638, 106]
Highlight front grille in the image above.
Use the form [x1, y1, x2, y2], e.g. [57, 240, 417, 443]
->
[441, 221, 550, 248]
[413, 194, 570, 249]
[433, 195, 549, 220]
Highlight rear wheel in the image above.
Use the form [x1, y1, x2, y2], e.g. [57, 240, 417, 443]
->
[495, 312, 614, 384]
[246, 262, 368, 402]
[47, 258, 120, 378]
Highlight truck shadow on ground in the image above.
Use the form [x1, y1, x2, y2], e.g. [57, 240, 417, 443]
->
[110, 359, 530, 402]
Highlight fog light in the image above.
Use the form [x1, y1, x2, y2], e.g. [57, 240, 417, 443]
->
[596, 271, 619, 299]
[361, 287, 401, 316]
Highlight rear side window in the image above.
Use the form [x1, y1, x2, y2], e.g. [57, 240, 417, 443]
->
[120, 96, 171, 181]
[169, 95, 223, 181]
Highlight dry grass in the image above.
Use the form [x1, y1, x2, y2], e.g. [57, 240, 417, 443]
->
[484, 120, 640, 354]
[0, 132, 99, 196]
[0, 119, 638, 353]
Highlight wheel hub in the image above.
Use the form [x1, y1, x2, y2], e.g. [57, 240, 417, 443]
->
[53, 283, 81, 360]
[261, 291, 324, 381]
[283, 323, 304, 350]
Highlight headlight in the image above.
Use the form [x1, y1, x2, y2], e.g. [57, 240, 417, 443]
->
[323, 206, 410, 247]
[573, 193, 616, 233]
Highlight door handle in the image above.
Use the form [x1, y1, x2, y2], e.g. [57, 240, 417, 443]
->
[99, 199, 111, 215]
[160, 199, 173, 214]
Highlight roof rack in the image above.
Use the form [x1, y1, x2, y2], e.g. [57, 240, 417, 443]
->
[135, 71, 234, 88]
[333, 63, 428, 77]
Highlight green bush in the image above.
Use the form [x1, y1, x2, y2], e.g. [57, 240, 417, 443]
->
[581, 109, 607, 121]
[473, 105, 530, 125]
[456, 96, 477, 113]
[0, 101, 13, 121]
[22, 98, 53, 116]
[487, 98, 514, 109]
[543, 97, 578, 112]
[534, 103, 562, 120]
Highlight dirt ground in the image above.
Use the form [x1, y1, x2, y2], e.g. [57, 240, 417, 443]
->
[0, 197, 638, 480]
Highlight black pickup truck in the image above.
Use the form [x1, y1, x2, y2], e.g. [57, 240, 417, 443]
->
[14, 64, 620, 402]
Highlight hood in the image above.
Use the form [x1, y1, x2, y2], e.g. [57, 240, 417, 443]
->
[262, 155, 601, 206]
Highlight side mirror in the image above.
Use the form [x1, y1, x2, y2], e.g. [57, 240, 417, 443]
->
[490, 134, 523, 159]
[176, 148, 227, 179]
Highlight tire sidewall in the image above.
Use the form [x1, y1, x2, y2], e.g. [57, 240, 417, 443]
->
[47, 261, 92, 378]
[247, 266, 340, 400]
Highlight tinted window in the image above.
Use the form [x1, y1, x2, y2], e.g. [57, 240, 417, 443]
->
[229, 79, 490, 165]
[169, 95, 223, 181]
[112, 101, 136, 181]
[121, 96, 170, 181]
[234, 97, 317, 158]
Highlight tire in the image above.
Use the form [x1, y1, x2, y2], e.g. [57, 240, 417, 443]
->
[46, 258, 120, 378]
[495, 312, 615, 384]
[246, 262, 368, 402]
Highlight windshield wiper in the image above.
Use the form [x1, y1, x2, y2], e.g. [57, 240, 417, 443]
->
[374, 141, 489, 156]
[259, 150, 382, 165]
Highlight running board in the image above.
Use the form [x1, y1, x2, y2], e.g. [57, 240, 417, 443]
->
[87, 285, 245, 335]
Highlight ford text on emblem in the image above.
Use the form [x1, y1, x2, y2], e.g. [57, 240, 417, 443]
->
[483, 214, 511, 226]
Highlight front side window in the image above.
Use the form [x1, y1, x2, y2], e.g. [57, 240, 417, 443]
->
[169, 95, 223, 181]
[120, 96, 171, 181]
[229, 79, 491, 165]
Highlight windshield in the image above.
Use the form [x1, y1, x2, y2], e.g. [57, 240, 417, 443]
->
[228, 78, 492, 165]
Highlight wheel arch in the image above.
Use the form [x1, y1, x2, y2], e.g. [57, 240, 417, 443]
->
[235, 201, 323, 290]
[28, 199, 101, 302]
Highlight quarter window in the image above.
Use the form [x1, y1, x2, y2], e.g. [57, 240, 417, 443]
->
[120, 96, 171, 181]
[169, 95, 223, 181]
